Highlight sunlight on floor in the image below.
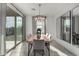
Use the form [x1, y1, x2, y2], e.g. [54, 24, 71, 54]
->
[6, 43, 22, 56]
[50, 45, 68, 56]
[6, 42, 68, 56]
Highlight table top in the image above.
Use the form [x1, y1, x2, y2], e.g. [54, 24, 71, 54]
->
[27, 34, 52, 43]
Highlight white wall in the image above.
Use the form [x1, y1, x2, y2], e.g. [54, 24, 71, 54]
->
[55, 38, 79, 56]
[46, 16, 56, 39]
[56, 18, 61, 39]
[26, 15, 32, 37]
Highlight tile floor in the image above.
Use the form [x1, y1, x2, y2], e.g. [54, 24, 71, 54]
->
[6, 39, 75, 56]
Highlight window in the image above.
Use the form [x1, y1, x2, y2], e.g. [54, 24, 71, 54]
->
[64, 19, 70, 32]
[6, 16, 15, 51]
[16, 16, 23, 44]
[36, 20, 45, 34]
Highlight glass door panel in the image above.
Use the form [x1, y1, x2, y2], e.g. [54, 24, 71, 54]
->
[6, 16, 15, 51]
[16, 16, 22, 44]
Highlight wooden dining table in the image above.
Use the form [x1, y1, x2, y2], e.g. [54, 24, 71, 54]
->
[27, 34, 52, 56]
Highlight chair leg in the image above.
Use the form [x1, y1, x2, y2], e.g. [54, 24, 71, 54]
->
[47, 47, 50, 56]
[34, 50, 36, 56]
[28, 44, 30, 56]
[42, 53, 44, 56]
[28, 51, 29, 56]
[42, 51, 44, 56]
[45, 43, 50, 56]
[28, 43, 32, 56]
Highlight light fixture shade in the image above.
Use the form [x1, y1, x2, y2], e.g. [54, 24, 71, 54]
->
[33, 15, 46, 21]
[33, 4, 46, 21]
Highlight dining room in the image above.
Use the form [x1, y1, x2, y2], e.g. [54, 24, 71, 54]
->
[0, 3, 78, 56]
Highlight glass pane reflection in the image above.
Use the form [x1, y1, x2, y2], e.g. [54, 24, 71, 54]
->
[6, 17, 15, 51]
[16, 16, 22, 44]
[61, 12, 71, 43]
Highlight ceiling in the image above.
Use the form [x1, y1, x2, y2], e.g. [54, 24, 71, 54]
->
[7, 5, 20, 16]
[13, 3, 79, 18]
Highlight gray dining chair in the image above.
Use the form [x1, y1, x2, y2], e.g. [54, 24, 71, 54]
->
[33, 40, 45, 56]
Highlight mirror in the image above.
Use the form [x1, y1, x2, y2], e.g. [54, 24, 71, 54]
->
[72, 6, 79, 47]
[61, 12, 71, 43]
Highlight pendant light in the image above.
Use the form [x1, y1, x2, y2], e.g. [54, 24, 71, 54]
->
[34, 4, 46, 21]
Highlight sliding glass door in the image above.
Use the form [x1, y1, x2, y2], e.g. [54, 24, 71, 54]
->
[16, 16, 23, 44]
[6, 4, 23, 52]
[6, 16, 15, 51]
